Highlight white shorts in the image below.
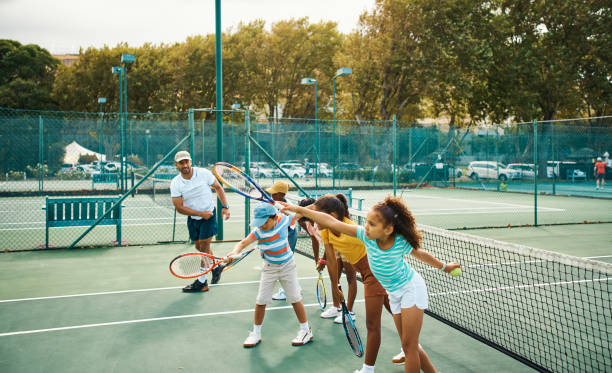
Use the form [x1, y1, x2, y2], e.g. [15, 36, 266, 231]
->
[388, 270, 428, 314]
[256, 257, 302, 305]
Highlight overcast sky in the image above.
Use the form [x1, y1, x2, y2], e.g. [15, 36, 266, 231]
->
[0, 0, 374, 54]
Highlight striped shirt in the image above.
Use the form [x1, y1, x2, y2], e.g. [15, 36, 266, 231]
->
[248, 214, 298, 264]
[356, 226, 414, 293]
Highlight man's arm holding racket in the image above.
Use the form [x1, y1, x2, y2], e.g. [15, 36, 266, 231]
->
[280, 202, 357, 237]
[211, 179, 230, 220]
[172, 196, 214, 220]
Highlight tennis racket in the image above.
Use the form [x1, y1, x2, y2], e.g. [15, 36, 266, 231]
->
[223, 247, 255, 271]
[316, 271, 327, 310]
[169, 249, 254, 279]
[212, 162, 284, 210]
[339, 285, 364, 357]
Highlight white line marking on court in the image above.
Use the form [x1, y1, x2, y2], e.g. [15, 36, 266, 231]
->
[0, 299, 364, 337]
[405, 193, 564, 212]
[0, 276, 324, 303]
[431, 277, 611, 297]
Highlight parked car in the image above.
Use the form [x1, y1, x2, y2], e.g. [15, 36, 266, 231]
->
[467, 161, 520, 181]
[58, 163, 78, 173]
[76, 164, 100, 175]
[337, 162, 363, 171]
[247, 162, 276, 178]
[279, 162, 306, 178]
[156, 164, 177, 174]
[312, 163, 332, 177]
[507, 163, 535, 179]
[103, 162, 121, 173]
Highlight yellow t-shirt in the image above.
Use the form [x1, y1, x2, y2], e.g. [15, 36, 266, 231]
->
[320, 217, 366, 265]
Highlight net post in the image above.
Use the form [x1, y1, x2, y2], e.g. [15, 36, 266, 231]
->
[244, 109, 251, 236]
[215, 0, 224, 240]
[533, 119, 538, 226]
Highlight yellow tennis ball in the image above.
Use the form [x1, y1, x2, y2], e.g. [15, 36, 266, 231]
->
[450, 268, 462, 277]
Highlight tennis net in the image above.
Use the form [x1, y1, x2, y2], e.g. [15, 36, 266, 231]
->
[292, 204, 612, 373]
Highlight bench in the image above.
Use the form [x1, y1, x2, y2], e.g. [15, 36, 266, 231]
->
[92, 173, 119, 189]
[566, 169, 587, 183]
[298, 188, 365, 210]
[43, 196, 122, 249]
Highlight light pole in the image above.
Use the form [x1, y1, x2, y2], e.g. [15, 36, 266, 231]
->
[111, 66, 124, 189]
[120, 53, 134, 193]
[301, 77, 318, 189]
[332, 67, 351, 189]
[98, 97, 106, 164]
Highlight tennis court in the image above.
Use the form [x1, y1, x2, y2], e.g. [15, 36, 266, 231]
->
[1, 194, 611, 372]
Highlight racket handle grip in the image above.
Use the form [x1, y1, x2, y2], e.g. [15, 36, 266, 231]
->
[274, 201, 294, 216]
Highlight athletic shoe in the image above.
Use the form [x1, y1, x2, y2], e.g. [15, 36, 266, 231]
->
[211, 265, 223, 285]
[392, 349, 405, 365]
[291, 327, 313, 346]
[272, 288, 286, 300]
[243, 331, 261, 348]
[333, 311, 355, 324]
[320, 307, 340, 319]
[182, 279, 209, 293]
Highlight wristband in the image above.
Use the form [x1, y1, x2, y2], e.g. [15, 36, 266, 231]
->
[440, 262, 447, 271]
[222, 205, 229, 209]
[318, 259, 327, 265]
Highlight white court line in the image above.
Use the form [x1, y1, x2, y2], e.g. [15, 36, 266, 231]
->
[0, 276, 323, 303]
[0, 299, 363, 338]
[404, 193, 564, 211]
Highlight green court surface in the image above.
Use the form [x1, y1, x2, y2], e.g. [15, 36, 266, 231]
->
[1, 242, 536, 373]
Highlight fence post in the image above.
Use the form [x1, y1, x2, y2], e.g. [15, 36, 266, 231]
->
[393, 115, 397, 196]
[38, 115, 43, 193]
[245, 110, 251, 236]
[188, 108, 194, 162]
[533, 119, 538, 226]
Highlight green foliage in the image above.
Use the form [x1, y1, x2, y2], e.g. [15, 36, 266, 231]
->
[26, 164, 49, 178]
[6, 170, 25, 180]
[78, 154, 98, 164]
[0, 40, 59, 109]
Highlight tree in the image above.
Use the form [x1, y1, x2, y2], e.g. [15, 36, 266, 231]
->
[0, 39, 59, 109]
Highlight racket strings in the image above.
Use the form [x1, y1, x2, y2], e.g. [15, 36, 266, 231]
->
[344, 314, 362, 355]
[218, 167, 257, 196]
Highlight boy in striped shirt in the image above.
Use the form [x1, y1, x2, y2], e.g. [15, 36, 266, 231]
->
[226, 202, 313, 348]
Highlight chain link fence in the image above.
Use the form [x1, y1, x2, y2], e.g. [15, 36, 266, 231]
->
[1, 107, 611, 250]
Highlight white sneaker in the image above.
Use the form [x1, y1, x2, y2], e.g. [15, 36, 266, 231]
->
[333, 311, 355, 324]
[243, 331, 261, 348]
[320, 307, 340, 319]
[272, 288, 286, 300]
[291, 327, 313, 346]
[392, 349, 405, 364]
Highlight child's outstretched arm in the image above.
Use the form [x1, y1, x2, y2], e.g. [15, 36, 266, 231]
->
[225, 236, 255, 263]
[280, 202, 358, 237]
[410, 248, 461, 274]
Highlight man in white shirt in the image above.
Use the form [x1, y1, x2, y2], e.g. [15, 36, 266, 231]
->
[170, 151, 231, 292]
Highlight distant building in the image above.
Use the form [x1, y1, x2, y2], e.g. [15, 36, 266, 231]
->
[53, 54, 79, 67]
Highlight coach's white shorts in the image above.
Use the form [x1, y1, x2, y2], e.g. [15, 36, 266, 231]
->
[256, 257, 302, 305]
[388, 270, 428, 314]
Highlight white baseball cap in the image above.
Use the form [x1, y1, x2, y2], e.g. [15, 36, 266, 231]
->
[174, 151, 191, 162]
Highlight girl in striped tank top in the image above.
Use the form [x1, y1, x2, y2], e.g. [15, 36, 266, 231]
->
[282, 196, 461, 373]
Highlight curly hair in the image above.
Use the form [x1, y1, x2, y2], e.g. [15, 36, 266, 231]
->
[313, 193, 349, 221]
[371, 196, 421, 250]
